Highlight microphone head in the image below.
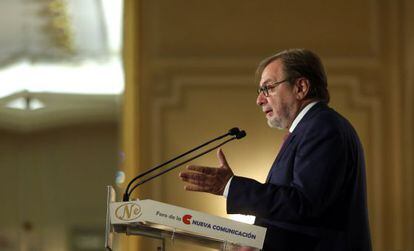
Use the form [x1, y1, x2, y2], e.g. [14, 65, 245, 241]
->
[236, 130, 246, 139]
[228, 127, 240, 136]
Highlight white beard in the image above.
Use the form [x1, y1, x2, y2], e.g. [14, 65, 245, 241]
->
[267, 103, 293, 130]
[267, 116, 284, 129]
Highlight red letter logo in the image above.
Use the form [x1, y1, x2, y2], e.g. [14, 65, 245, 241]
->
[182, 214, 192, 225]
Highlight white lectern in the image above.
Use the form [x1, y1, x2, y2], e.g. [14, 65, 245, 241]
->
[105, 186, 266, 250]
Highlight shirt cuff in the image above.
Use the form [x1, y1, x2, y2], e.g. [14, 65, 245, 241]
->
[223, 176, 233, 198]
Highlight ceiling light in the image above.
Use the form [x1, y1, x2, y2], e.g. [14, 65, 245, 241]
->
[0, 58, 124, 99]
[5, 96, 45, 111]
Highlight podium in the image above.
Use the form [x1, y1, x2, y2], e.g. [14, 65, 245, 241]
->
[105, 186, 266, 250]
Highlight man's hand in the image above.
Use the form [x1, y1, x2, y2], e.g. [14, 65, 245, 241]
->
[179, 148, 233, 195]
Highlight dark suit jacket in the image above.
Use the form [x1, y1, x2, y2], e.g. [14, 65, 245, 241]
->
[227, 102, 372, 251]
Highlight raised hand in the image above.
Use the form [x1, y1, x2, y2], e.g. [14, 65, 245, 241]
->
[179, 148, 234, 195]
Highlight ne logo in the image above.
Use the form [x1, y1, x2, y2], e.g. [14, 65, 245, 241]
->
[115, 203, 142, 221]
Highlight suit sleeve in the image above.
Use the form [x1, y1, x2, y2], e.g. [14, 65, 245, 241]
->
[227, 118, 349, 223]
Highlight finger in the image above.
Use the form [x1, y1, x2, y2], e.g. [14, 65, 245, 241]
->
[184, 184, 210, 193]
[187, 165, 216, 175]
[180, 173, 217, 189]
[217, 148, 229, 167]
[179, 172, 208, 185]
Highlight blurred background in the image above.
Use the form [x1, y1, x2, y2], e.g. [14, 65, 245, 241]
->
[0, 0, 413, 251]
[0, 0, 123, 250]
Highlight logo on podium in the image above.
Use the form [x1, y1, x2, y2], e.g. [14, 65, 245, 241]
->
[115, 203, 142, 221]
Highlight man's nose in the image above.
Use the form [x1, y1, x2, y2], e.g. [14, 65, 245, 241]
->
[256, 92, 267, 106]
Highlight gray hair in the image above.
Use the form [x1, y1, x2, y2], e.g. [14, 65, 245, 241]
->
[256, 49, 330, 103]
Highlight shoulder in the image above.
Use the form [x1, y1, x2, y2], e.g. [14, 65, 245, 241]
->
[298, 103, 349, 134]
[292, 104, 361, 152]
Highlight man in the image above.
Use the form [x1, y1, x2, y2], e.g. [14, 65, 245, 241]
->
[179, 49, 372, 251]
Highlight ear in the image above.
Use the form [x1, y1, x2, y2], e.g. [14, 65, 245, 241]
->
[294, 77, 310, 100]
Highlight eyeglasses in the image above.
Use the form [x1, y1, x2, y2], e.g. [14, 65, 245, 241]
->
[257, 79, 289, 97]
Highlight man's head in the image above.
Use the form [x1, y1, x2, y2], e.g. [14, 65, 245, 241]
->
[256, 49, 329, 129]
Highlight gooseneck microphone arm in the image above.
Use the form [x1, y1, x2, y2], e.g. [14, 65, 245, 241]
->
[123, 128, 244, 201]
[127, 135, 243, 198]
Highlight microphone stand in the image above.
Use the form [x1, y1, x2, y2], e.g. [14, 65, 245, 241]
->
[123, 128, 245, 201]
[127, 134, 245, 199]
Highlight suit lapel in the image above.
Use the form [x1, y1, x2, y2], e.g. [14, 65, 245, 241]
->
[265, 133, 296, 182]
[264, 102, 329, 183]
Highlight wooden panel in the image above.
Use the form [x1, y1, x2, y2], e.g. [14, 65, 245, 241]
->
[144, 0, 379, 59]
[136, 0, 414, 250]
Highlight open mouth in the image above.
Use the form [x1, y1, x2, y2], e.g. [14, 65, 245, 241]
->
[264, 109, 273, 117]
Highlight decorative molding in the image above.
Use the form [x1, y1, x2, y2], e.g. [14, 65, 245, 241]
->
[329, 76, 383, 250]
[150, 74, 252, 201]
[387, 0, 405, 247]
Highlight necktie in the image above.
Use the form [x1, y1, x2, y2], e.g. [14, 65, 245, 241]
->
[278, 131, 291, 153]
[266, 131, 292, 183]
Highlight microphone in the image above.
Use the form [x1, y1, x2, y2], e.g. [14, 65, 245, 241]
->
[236, 130, 246, 139]
[123, 127, 246, 201]
[228, 127, 241, 136]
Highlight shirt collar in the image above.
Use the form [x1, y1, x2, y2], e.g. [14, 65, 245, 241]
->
[289, 101, 318, 133]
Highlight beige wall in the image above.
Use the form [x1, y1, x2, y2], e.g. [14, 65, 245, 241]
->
[0, 123, 119, 251]
[124, 0, 414, 250]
